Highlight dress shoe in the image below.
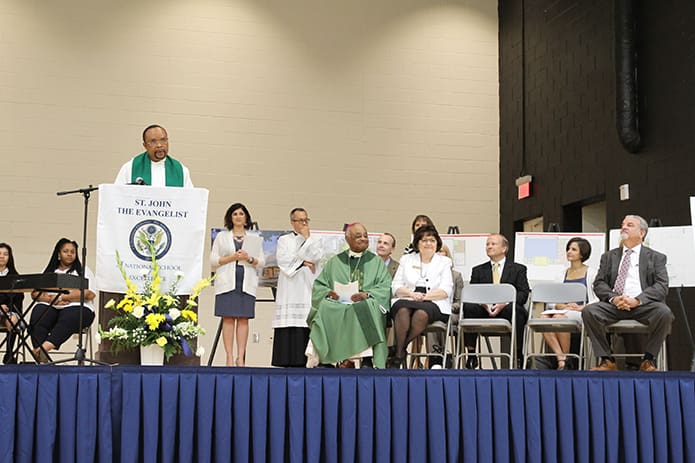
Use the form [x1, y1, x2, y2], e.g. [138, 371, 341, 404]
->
[387, 356, 404, 369]
[360, 357, 374, 369]
[338, 359, 356, 369]
[465, 355, 479, 370]
[591, 359, 618, 371]
[639, 359, 658, 372]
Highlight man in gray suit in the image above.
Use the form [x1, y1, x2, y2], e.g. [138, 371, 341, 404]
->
[376, 233, 400, 278]
[583, 215, 674, 371]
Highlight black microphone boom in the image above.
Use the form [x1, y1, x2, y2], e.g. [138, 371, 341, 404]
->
[56, 185, 100, 196]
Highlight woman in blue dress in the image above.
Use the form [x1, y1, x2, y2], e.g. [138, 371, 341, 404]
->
[541, 237, 597, 370]
[211, 203, 264, 366]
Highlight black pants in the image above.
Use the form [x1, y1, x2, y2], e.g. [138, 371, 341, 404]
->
[29, 304, 95, 349]
[462, 302, 527, 357]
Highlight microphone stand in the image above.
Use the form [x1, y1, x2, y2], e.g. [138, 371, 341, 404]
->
[51, 185, 109, 366]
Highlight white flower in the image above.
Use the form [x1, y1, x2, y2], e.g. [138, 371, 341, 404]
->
[169, 308, 181, 321]
[196, 345, 205, 357]
[132, 305, 145, 318]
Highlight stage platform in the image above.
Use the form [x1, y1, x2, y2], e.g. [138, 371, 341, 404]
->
[1, 366, 693, 462]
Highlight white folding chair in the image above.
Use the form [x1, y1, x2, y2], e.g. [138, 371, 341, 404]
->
[522, 282, 587, 369]
[455, 283, 517, 369]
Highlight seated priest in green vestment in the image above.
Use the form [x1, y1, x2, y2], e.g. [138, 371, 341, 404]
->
[307, 223, 392, 368]
[115, 124, 193, 187]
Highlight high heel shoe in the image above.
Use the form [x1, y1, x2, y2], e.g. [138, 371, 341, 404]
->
[557, 359, 567, 371]
[388, 356, 404, 369]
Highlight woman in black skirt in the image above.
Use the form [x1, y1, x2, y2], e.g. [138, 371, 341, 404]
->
[389, 225, 453, 368]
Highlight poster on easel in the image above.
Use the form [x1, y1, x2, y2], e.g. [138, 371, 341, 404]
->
[514, 232, 606, 285]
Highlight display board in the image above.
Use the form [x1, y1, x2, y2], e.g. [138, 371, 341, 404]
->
[439, 233, 490, 282]
[514, 232, 606, 285]
[608, 225, 695, 288]
[210, 229, 381, 287]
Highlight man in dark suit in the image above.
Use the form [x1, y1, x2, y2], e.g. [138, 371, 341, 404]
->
[583, 215, 673, 371]
[462, 234, 530, 368]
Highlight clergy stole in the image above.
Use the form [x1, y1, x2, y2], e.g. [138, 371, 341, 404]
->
[130, 152, 185, 187]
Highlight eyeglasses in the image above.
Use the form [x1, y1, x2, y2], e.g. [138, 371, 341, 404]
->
[145, 138, 169, 147]
[292, 218, 310, 224]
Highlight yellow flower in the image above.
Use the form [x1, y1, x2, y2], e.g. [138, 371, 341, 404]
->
[181, 309, 198, 323]
[105, 299, 116, 309]
[145, 313, 165, 331]
[145, 292, 162, 308]
[155, 336, 168, 347]
[163, 294, 178, 307]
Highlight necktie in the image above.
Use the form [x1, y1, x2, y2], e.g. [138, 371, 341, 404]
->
[492, 262, 501, 284]
[613, 248, 633, 294]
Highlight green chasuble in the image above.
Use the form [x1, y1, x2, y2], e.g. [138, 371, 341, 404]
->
[307, 250, 392, 368]
[130, 152, 185, 187]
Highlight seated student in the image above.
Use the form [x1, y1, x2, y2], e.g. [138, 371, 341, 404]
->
[29, 238, 96, 362]
[307, 223, 392, 368]
[0, 243, 24, 364]
[390, 225, 453, 368]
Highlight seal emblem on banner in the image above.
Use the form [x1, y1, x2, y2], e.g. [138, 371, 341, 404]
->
[129, 219, 173, 260]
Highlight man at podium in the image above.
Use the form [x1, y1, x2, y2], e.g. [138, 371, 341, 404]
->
[115, 124, 193, 188]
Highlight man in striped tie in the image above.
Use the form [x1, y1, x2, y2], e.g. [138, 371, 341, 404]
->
[583, 215, 673, 371]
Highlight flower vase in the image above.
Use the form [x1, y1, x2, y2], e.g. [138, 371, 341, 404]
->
[140, 344, 164, 366]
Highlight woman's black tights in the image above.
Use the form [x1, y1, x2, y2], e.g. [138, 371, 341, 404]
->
[393, 307, 429, 359]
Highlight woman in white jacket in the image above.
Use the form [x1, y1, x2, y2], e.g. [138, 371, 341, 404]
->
[542, 237, 597, 370]
[390, 225, 453, 368]
[211, 203, 265, 366]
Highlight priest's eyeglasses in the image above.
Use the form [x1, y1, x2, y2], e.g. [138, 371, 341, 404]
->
[292, 218, 310, 224]
[145, 138, 169, 147]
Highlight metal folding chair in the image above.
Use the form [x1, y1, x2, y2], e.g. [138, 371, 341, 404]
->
[455, 283, 517, 369]
[602, 320, 669, 370]
[522, 282, 587, 369]
[406, 316, 455, 368]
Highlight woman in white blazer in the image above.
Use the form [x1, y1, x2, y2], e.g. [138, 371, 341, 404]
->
[542, 237, 597, 370]
[211, 203, 265, 366]
[389, 225, 453, 368]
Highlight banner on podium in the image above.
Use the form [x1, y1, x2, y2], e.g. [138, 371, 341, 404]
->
[96, 184, 209, 294]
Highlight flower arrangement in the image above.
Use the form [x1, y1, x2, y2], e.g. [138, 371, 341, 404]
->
[99, 239, 213, 361]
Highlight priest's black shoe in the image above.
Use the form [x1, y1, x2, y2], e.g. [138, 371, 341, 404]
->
[465, 355, 479, 370]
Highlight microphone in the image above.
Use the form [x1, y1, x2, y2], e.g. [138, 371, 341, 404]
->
[129, 177, 147, 186]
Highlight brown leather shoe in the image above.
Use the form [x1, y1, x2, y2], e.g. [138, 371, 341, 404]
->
[338, 359, 356, 369]
[591, 359, 618, 371]
[639, 359, 658, 372]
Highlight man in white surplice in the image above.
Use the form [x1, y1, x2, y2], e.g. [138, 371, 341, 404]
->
[271, 208, 323, 367]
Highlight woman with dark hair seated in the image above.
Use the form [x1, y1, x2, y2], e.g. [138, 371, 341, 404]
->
[0, 242, 24, 364]
[389, 225, 453, 368]
[541, 237, 597, 370]
[29, 238, 96, 362]
[403, 214, 435, 255]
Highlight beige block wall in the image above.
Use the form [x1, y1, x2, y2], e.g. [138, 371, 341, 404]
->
[0, 0, 499, 366]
